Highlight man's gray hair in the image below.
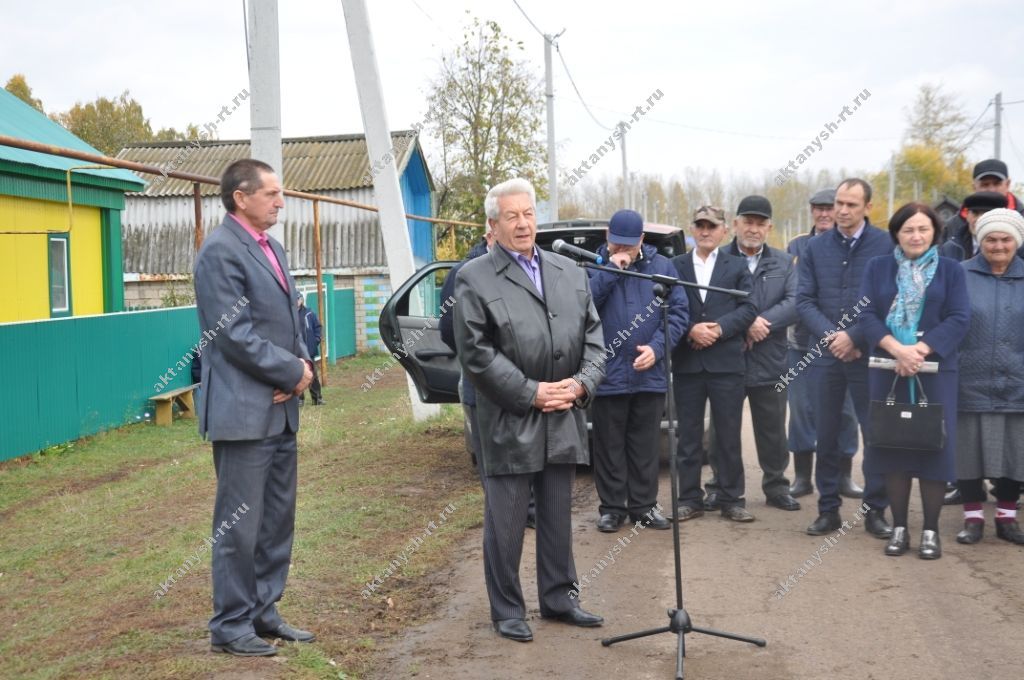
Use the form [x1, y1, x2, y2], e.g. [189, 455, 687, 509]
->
[484, 178, 536, 220]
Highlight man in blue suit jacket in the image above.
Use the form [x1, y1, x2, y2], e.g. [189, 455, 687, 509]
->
[671, 206, 757, 522]
[796, 178, 892, 538]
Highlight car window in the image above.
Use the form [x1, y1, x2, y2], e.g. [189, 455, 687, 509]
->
[399, 268, 450, 318]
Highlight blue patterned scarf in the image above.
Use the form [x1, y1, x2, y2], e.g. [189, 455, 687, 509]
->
[886, 245, 938, 401]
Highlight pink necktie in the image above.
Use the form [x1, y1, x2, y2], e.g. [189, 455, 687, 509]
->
[257, 236, 287, 290]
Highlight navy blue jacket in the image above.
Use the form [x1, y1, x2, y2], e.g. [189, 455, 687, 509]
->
[958, 255, 1024, 411]
[298, 304, 322, 359]
[857, 254, 971, 374]
[587, 243, 689, 395]
[440, 239, 489, 405]
[796, 222, 891, 362]
[786, 228, 817, 350]
[670, 248, 756, 374]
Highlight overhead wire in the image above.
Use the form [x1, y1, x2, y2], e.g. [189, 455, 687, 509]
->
[511, 0, 613, 131]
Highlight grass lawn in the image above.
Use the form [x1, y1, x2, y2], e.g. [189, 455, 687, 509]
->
[0, 353, 483, 679]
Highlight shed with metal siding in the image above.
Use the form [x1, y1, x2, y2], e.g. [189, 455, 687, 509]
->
[116, 131, 435, 276]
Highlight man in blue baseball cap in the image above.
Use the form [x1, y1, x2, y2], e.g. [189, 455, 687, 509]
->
[587, 209, 689, 533]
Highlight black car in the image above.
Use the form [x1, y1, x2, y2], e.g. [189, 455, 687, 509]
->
[378, 220, 688, 404]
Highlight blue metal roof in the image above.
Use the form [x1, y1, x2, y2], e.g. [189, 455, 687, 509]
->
[0, 89, 144, 188]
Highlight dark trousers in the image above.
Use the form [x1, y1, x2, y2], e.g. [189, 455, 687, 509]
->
[592, 392, 664, 518]
[958, 477, 1022, 504]
[675, 371, 746, 508]
[209, 432, 297, 644]
[709, 385, 791, 498]
[306, 360, 322, 402]
[482, 464, 578, 621]
[464, 404, 484, 484]
[810, 361, 887, 514]
[786, 348, 860, 455]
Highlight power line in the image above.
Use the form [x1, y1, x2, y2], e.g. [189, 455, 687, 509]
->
[510, 0, 545, 38]
[569, 100, 899, 142]
[408, 0, 462, 45]
[510, 0, 612, 132]
[952, 100, 993, 150]
[556, 47, 613, 131]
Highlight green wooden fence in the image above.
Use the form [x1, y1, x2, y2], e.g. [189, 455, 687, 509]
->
[0, 289, 356, 461]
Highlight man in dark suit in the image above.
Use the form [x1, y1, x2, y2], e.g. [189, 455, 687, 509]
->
[194, 159, 314, 657]
[453, 178, 606, 643]
[671, 206, 757, 522]
[786, 189, 863, 500]
[796, 178, 892, 538]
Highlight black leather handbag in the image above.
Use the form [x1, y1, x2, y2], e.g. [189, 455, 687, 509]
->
[867, 374, 945, 451]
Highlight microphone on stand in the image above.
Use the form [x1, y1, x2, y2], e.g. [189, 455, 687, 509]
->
[552, 239, 604, 265]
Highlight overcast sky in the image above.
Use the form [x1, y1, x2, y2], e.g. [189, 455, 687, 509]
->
[6, 0, 1024, 188]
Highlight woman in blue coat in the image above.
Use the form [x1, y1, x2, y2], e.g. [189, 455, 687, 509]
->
[858, 203, 971, 559]
[955, 209, 1024, 546]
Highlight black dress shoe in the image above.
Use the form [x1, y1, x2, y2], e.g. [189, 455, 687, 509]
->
[766, 494, 801, 511]
[807, 511, 841, 535]
[256, 622, 316, 643]
[633, 509, 672, 529]
[703, 492, 722, 511]
[212, 634, 278, 656]
[543, 607, 604, 627]
[720, 505, 755, 522]
[676, 505, 704, 522]
[995, 520, 1024, 545]
[943, 488, 963, 505]
[494, 618, 533, 642]
[596, 513, 625, 533]
[864, 508, 893, 539]
[956, 521, 984, 544]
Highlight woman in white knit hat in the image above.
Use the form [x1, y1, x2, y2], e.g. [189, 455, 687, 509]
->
[955, 208, 1024, 545]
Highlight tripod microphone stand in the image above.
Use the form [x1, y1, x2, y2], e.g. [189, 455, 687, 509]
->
[577, 260, 766, 680]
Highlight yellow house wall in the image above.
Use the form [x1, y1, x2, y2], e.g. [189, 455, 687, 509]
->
[0, 195, 103, 322]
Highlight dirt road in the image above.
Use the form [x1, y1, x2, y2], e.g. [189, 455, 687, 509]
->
[374, 414, 1024, 680]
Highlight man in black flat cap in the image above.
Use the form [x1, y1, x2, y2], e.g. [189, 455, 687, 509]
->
[940, 191, 1011, 261]
[943, 159, 1024, 259]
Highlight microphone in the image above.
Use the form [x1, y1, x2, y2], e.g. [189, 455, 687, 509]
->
[552, 239, 604, 265]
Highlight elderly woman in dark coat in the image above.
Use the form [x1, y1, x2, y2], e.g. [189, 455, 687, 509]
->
[858, 203, 971, 559]
[955, 208, 1024, 546]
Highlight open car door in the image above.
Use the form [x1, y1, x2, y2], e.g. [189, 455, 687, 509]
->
[378, 261, 461, 403]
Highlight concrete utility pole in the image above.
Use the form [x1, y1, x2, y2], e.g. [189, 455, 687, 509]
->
[544, 33, 559, 222]
[888, 153, 895, 222]
[620, 121, 629, 209]
[994, 91, 1003, 160]
[341, 0, 437, 420]
[246, 0, 284, 243]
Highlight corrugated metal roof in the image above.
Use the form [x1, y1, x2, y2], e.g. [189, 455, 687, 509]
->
[116, 131, 421, 197]
[0, 89, 145, 187]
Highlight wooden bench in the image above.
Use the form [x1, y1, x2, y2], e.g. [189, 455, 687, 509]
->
[150, 384, 199, 426]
